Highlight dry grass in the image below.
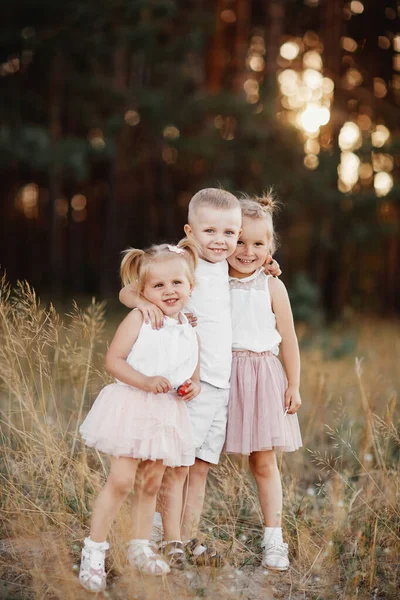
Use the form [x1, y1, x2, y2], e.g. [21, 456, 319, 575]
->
[0, 275, 399, 600]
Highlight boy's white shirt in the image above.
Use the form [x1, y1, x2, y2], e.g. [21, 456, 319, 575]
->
[185, 258, 232, 389]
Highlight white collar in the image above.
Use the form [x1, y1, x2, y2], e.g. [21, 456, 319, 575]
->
[163, 311, 189, 327]
[229, 267, 264, 283]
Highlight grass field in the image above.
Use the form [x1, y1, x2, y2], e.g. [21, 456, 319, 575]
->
[0, 278, 399, 600]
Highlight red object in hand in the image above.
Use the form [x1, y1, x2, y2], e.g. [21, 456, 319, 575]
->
[177, 383, 190, 397]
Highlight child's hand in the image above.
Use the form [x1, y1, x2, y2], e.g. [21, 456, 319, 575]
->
[284, 386, 302, 414]
[136, 298, 165, 329]
[144, 376, 172, 394]
[176, 379, 201, 402]
[264, 256, 282, 277]
[184, 312, 198, 328]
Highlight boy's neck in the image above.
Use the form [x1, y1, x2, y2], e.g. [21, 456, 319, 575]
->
[199, 255, 226, 265]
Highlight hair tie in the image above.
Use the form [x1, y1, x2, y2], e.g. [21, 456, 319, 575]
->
[167, 245, 185, 254]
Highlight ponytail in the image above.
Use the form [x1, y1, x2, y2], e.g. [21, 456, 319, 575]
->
[120, 248, 145, 287]
[177, 237, 200, 279]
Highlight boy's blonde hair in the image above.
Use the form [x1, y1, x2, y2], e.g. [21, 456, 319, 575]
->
[120, 238, 199, 291]
[239, 189, 279, 254]
[188, 188, 240, 223]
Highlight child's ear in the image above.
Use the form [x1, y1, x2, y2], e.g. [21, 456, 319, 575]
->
[184, 223, 192, 237]
[264, 254, 273, 265]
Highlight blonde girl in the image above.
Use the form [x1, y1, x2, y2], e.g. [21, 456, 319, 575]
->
[225, 194, 302, 571]
[79, 240, 200, 592]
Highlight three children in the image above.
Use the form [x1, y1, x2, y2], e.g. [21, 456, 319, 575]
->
[79, 188, 302, 590]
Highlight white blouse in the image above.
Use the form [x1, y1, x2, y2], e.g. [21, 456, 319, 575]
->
[124, 312, 198, 389]
[230, 268, 282, 355]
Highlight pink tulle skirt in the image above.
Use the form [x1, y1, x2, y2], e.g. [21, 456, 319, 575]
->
[225, 351, 302, 454]
[79, 383, 195, 467]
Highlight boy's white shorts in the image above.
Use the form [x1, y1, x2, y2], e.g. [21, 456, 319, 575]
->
[185, 381, 230, 465]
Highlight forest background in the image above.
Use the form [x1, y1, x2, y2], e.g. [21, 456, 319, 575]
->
[1, 0, 399, 320]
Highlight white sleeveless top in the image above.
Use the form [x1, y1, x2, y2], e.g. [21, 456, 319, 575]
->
[185, 258, 232, 389]
[230, 268, 282, 355]
[123, 312, 199, 389]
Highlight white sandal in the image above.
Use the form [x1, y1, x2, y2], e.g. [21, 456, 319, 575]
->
[127, 539, 170, 576]
[79, 537, 109, 592]
[261, 541, 289, 571]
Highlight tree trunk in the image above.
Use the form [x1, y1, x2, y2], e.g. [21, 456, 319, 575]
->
[48, 50, 64, 296]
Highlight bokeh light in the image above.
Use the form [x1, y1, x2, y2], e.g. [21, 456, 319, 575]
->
[359, 163, 373, 180]
[303, 68, 323, 89]
[163, 125, 180, 140]
[220, 9, 236, 23]
[71, 194, 87, 211]
[304, 154, 319, 169]
[371, 125, 390, 148]
[374, 172, 393, 197]
[341, 37, 358, 52]
[350, 1, 364, 14]
[249, 56, 265, 72]
[304, 139, 320, 154]
[372, 153, 393, 173]
[280, 42, 300, 61]
[19, 183, 39, 219]
[125, 110, 140, 126]
[303, 51, 323, 70]
[338, 122, 361, 151]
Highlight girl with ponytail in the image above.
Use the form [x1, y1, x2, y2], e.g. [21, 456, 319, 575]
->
[78, 241, 200, 591]
[225, 191, 303, 572]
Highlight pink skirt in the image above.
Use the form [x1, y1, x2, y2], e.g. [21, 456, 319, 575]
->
[79, 383, 195, 467]
[225, 351, 302, 454]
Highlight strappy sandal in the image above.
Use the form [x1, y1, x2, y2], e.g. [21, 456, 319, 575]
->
[127, 540, 170, 576]
[185, 538, 224, 567]
[161, 541, 187, 570]
[79, 538, 109, 592]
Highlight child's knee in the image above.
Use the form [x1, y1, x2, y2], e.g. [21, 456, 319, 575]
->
[137, 468, 165, 497]
[190, 459, 210, 482]
[166, 465, 189, 483]
[249, 453, 277, 480]
[141, 477, 162, 496]
[108, 472, 136, 495]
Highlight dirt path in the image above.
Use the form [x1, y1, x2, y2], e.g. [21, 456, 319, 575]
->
[0, 537, 312, 600]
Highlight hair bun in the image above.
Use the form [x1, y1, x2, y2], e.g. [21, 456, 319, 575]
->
[254, 188, 278, 213]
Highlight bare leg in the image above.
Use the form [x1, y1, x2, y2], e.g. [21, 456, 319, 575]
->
[90, 457, 138, 542]
[180, 458, 210, 541]
[249, 450, 282, 527]
[131, 460, 167, 539]
[158, 466, 189, 541]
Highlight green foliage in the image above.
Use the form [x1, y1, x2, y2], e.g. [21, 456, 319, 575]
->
[288, 272, 322, 325]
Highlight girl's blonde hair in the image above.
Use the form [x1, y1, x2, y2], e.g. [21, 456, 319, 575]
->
[120, 238, 199, 291]
[239, 189, 279, 254]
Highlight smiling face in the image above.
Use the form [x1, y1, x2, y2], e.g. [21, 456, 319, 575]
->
[142, 258, 192, 319]
[184, 206, 242, 263]
[228, 215, 272, 279]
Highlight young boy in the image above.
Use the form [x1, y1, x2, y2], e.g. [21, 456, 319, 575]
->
[119, 188, 279, 563]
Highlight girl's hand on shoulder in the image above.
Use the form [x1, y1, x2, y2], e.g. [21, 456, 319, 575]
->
[136, 298, 165, 330]
[184, 312, 198, 328]
[264, 255, 281, 277]
[284, 386, 302, 414]
[144, 376, 172, 394]
[177, 379, 201, 402]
